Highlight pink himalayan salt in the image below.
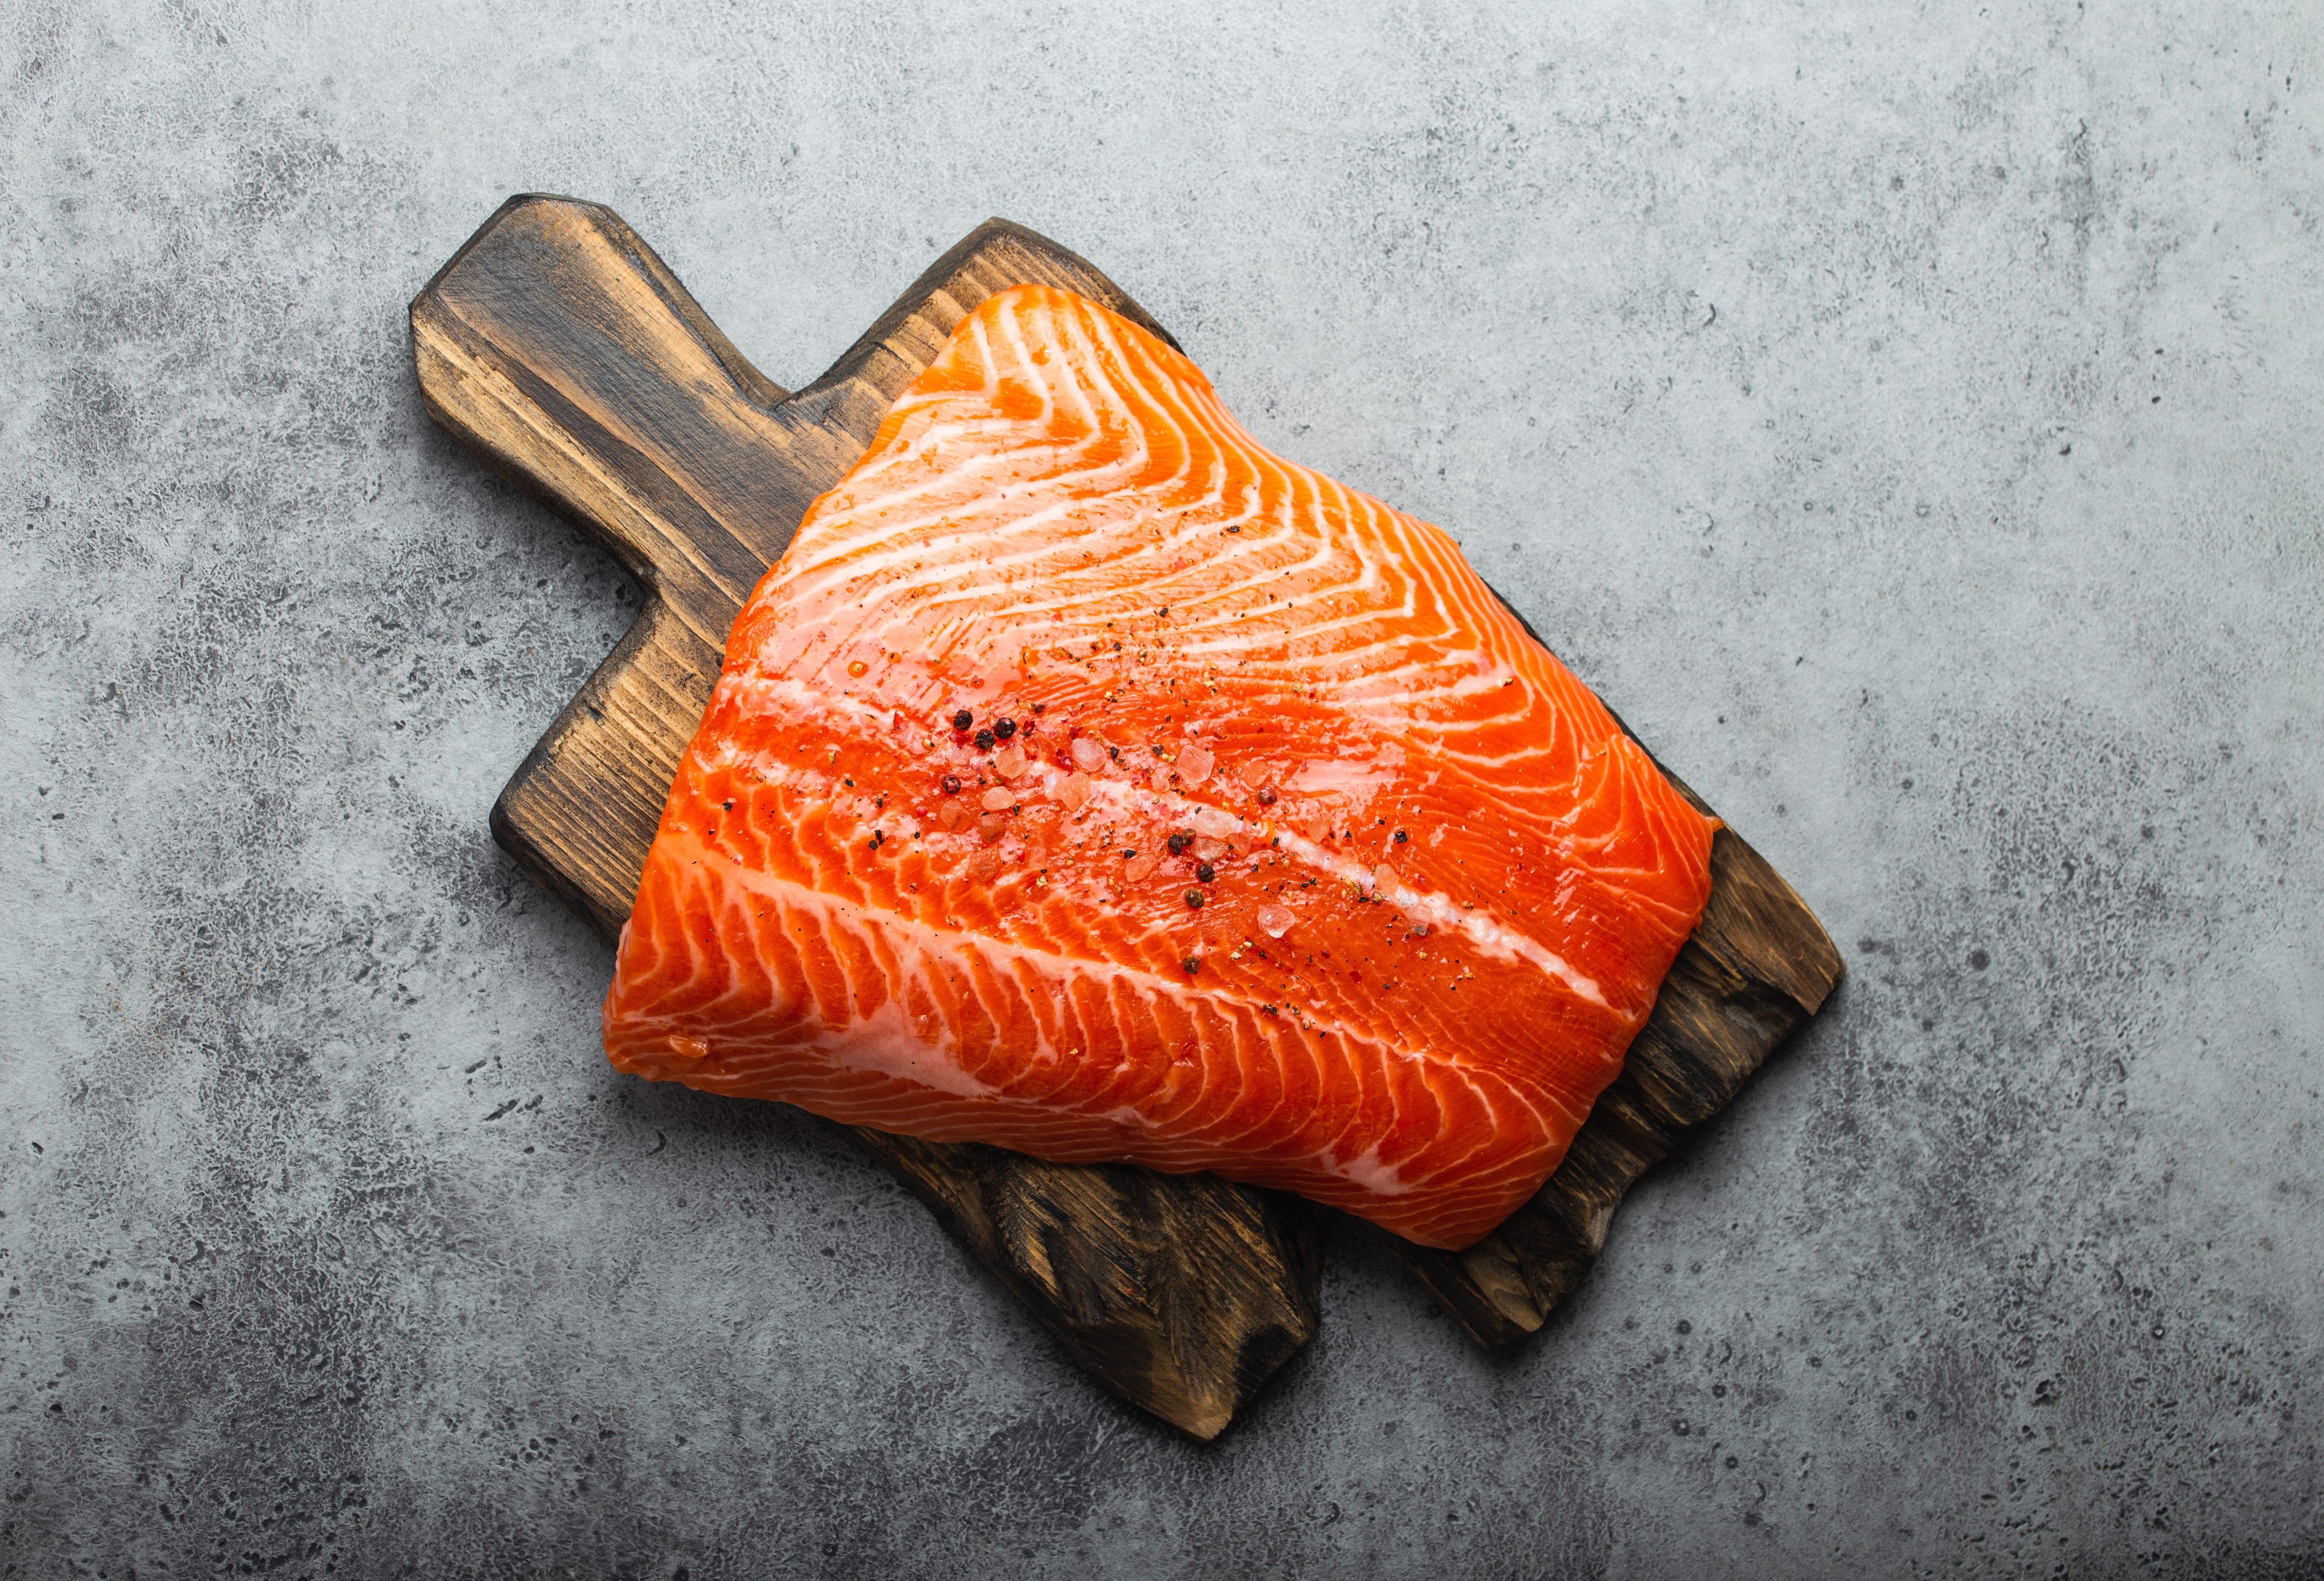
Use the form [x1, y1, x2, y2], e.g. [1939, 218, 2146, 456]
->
[980, 786, 1016, 811]
[1371, 862, 1401, 893]
[1070, 736, 1107, 772]
[1177, 744, 1215, 785]
[1254, 904, 1295, 939]
[1055, 771, 1093, 812]
[1124, 852, 1158, 883]
[1192, 836, 1229, 862]
[936, 801, 970, 833]
[1190, 805, 1238, 838]
[978, 810, 1009, 840]
[993, 740, 1026, 779]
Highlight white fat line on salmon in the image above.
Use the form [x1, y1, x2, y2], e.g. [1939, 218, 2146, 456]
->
[804, 388, 1405, 649]
[1074, 298, 1214, 423]
[779, 451, 1162, 589]
[701, 696, 1612, 884]
[837, 430, 1160, 527]
[837, 435, 1086, 522]
[674, 832, 1474, 1085]
[708, 677, 904, 740]
[1126, 532, 1347, 634]
[1051, 378, 1374, 618]
[805, 983, 998, 1102]
[1282, 830, 1612, 1010]
[993, 300, 1065, 422]
[1175, 552, 1413, 660]
[1003, 303, 1210, 481]
[1058, 770, 1610, 1010]
[784, 430, 1230, 601]
[811, 483, 1288, 645]
[962, 495, 1283, 619]
[1020, 299, 1126, 443]
[1339, 679, 1542, 719]
[1078, 742, 1551, 860]
[896, 498, 1262, 622]
[1321, 1143, 1412, 1197]
[1292, 653, 1532, 709]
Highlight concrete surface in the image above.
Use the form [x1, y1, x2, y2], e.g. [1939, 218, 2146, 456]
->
[3, 1, 2320, 1575]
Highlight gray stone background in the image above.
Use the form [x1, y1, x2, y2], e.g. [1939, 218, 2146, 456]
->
[2, 0, 2318, 1574]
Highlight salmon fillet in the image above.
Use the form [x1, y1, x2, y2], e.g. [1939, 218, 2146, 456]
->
[600, 284, 1717, 1250]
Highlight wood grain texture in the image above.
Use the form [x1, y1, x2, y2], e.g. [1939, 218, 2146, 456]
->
[409, 192, 1843, 1428]
[411, 195, 1317, 1440]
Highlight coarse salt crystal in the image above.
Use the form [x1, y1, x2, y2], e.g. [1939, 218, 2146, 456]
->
[936, 801, 970, 833]
[1192, 836, 1229, 862]
[1070, 737, 1107, 772]
[980, 786, 1016, 811]
[1372, 862, 1401, 893]
[1190, 805, 1238, 838]
[1255, 904, 1295, 939]
[994, 741, 1026, 778]
[978, 810, 1009, 840]
[1124, 852, 1158, 882]
[1177, 744, 1215, 785]
[1057, 771, 1093, 811]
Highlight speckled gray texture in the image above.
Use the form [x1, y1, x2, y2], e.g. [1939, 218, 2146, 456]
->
[3, 1, 2319, 1574]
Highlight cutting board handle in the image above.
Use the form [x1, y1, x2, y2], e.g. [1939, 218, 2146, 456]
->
[411, 195, 819, 651]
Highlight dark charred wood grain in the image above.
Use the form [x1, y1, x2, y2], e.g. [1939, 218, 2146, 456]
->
[413, 194, 1317, 1439]
[871, 1136, 1324, 1439]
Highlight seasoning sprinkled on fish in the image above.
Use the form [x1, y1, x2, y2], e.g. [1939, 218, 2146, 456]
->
[601, 285, 1716, 1250]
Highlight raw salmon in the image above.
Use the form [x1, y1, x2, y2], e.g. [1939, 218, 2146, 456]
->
[601, 284, 1717, 1250]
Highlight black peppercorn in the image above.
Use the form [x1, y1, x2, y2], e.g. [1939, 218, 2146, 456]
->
[1183, 890, 1206, 910]
[1195, 862, 1216, 883]
[1167, 830, 1193, 855]
[1393, 829, 1408, 844]
[1182, 956, 1201, 974]
[1256, 787, 1276, 805]
[993, 718, 1016, 740]
[941, 775, 961, 795]
[951, 709, 974, 731]
[974, 729, 995, 751]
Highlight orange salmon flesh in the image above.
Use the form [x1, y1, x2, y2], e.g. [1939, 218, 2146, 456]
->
[600, 284, 1717, 1250]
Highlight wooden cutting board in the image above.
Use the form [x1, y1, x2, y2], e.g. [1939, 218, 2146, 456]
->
[409, 195, 1842, 1438]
